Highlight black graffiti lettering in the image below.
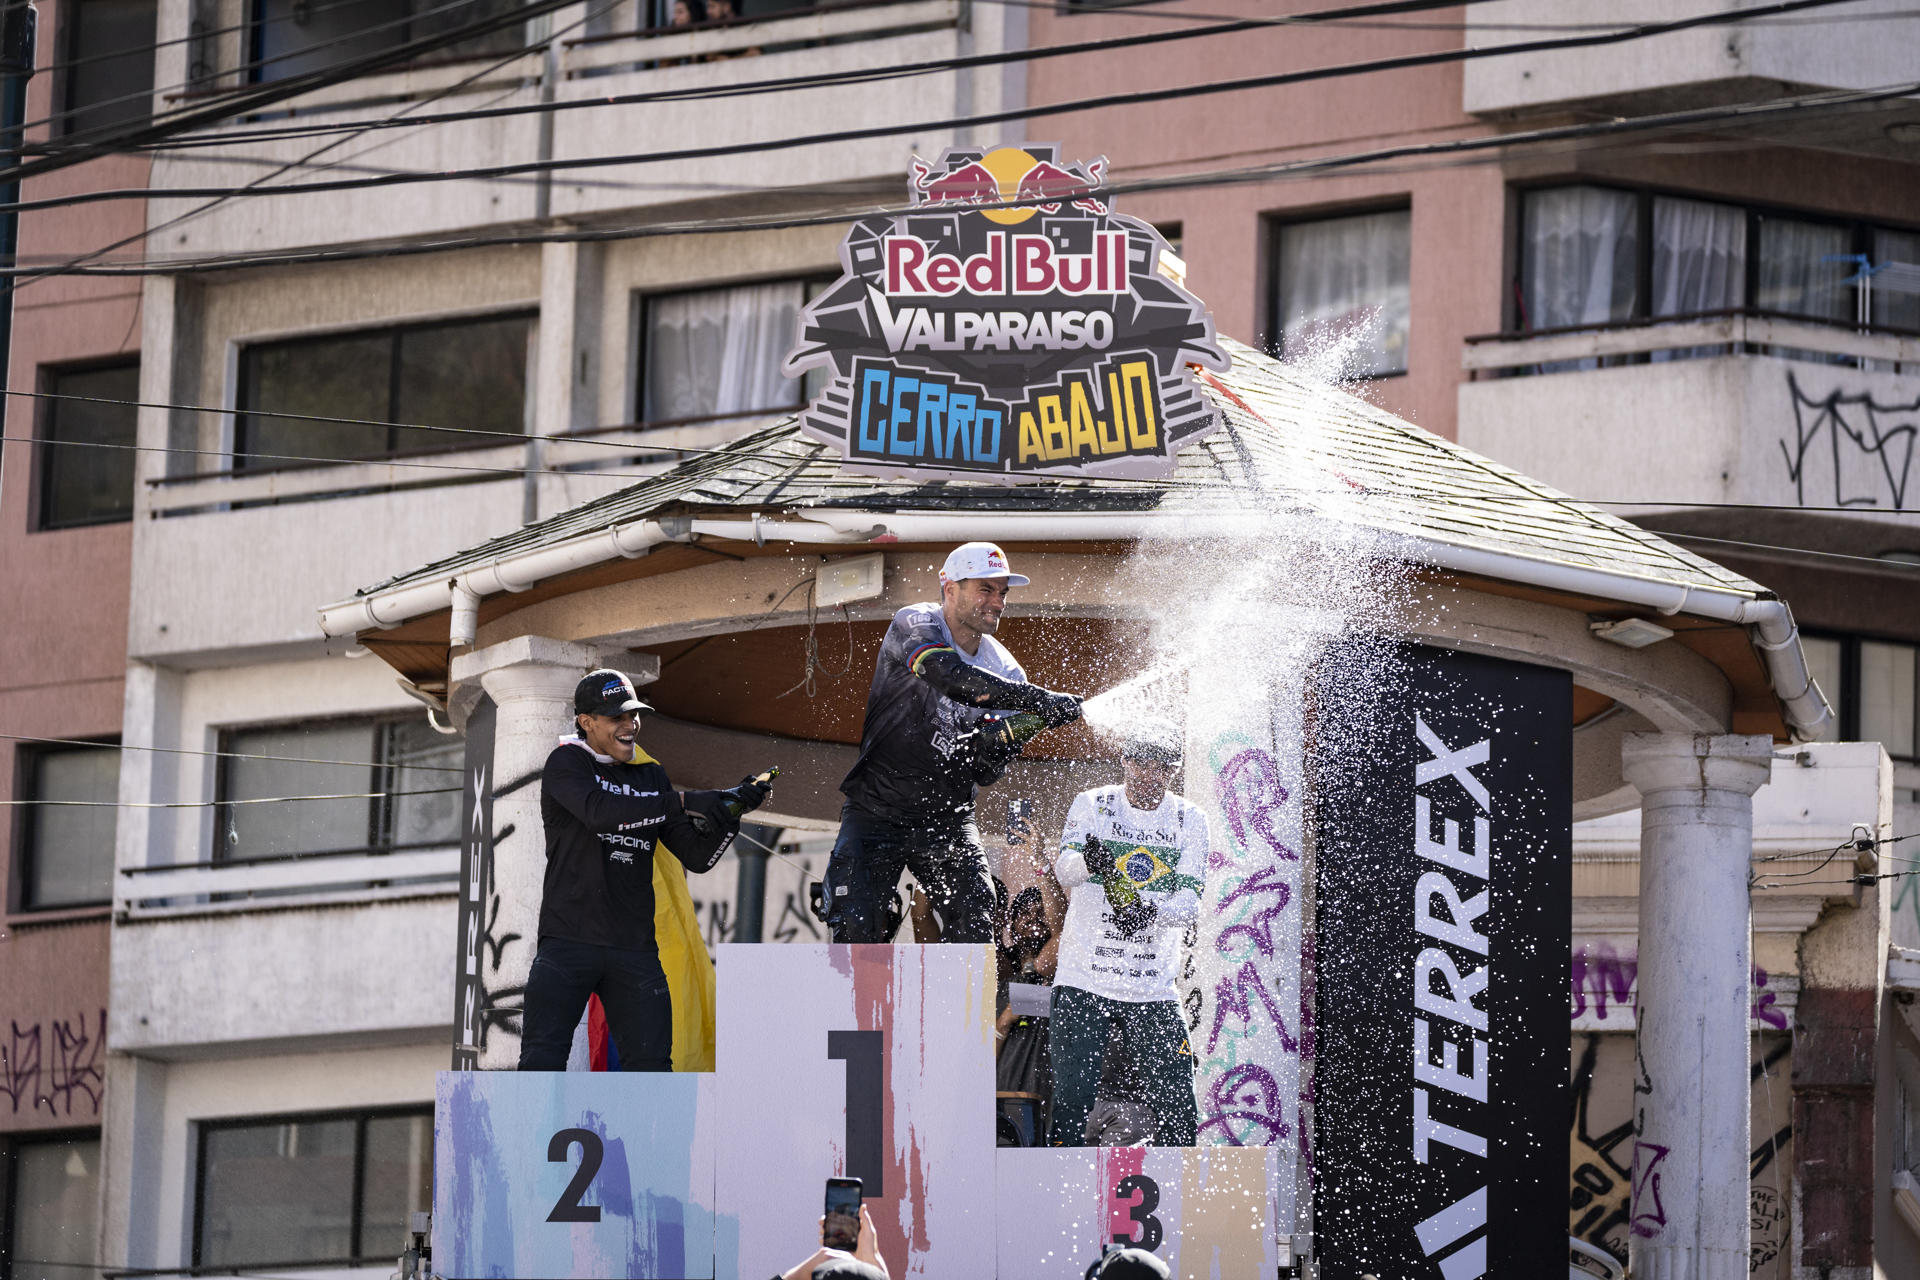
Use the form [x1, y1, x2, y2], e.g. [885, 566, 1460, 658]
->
[1778, 370, 1917, 509]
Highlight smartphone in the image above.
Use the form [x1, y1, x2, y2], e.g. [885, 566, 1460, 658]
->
[822, 1176, 862, 1251]
[1007, 797, 1033, 844]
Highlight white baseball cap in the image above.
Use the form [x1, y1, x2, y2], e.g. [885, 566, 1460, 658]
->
[939, 541, 1030, 588]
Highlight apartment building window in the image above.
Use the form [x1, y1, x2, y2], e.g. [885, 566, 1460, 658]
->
[236, 313, 532, 472]
[1270, 207, 1411, 378]
[57, 1, 157, 136]
[637, 278, 825, 424]
[214, 718, 459, 863]
[194, 1108, 431, 1267]
[251, 0, 526, 84]
[1874, 228, 1920, 333]
[1802, 633, 1919, 763]
[35, 360, 139, 530]
[15, 743, 119, 911]
[3, 1133, 102, 1280]
[1516, 184, 1918, 340]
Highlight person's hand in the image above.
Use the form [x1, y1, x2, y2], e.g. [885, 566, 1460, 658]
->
[1036, 689, 1083, 728]
[780, 1246, 838, 1280]
[1112, 898, 1158, 938]
[854, 1204, 888, 1277]
[1007, 814, 1036, 848]
[1081, 834, 1116, 879]
[733, 771, 774, 812]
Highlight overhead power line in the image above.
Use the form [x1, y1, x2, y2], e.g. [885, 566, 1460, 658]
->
[0, 732, 467, 772]
[12, 0, 547, 143]
[8, 76, 1913, 280]
[0, 0, 584, 189]
[0, 0, 1870, 216]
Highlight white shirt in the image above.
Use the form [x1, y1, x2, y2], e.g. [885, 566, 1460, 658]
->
[1052, 784, 1208, 1004]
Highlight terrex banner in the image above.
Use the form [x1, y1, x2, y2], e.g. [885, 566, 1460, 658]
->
[783, 144, 1228, 483]
[1312, 645, 1570, 1277]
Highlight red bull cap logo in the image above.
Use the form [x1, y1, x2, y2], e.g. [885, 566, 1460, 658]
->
[782, 144, 1227, 484]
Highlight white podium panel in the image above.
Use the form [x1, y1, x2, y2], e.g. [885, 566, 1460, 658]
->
[994, 1146, 1279, 1279]
[434, 1071, 719, 1279]
[714, 944, 996, 1280]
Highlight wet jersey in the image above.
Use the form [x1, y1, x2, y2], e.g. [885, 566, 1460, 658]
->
[1053, 785, 1208, 1003]
[840, 603, 1026, 826]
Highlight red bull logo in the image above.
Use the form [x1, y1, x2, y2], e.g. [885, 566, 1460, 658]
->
[909, 147, 1107, 223]
[782, 143, 1227, 484]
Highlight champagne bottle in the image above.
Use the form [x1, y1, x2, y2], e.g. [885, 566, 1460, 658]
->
[1102, 864, 1141, 912]
[988, 712, 1047, 751]
[719, 766, 779, 820]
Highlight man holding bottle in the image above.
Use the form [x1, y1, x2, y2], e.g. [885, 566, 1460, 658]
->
[518, 668, 774, 1071]
[823, 542, 1083, 945]
[1048, 720, 1207, 1145]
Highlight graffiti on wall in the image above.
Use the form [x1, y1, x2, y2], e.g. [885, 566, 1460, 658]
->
[1779, 371, 1918, 510]
[1570, 942, 1788, 1030]
[1568, 1032, 1793, 1276]
[0, 1009, 106, 1118]
[1183, 735, 1302, 1149]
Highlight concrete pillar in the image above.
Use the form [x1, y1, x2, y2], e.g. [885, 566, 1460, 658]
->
[450, 635, 601, 1069]
[1623, 732, 1773, 1280]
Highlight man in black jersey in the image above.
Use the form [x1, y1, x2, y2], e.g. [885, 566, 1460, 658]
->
[518, 668, 773, 1071]
[823, 542, 1083, 945]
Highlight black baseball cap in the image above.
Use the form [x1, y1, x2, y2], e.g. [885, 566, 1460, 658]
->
[574, 668, 652, 718]
[811, 1260, 886, 1280]
[1085, 1247, 1170, 1280]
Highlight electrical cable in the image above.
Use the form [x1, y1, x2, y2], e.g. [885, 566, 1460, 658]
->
[11, 385, 1920, 528]
[0, 788, 461, 809]
[13, 0, 1486, 157]
[0, 0, 1871, 216]
[0, 732, 467, 772]
[28, 0, 412, 81]
[14, 0, 549, 143]
[10, 0, 624, 295]
[11, 76, 1912, 279]
[0, 0, 584, 189]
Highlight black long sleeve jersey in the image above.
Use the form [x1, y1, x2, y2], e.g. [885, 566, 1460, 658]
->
[537, 739, 722, 951]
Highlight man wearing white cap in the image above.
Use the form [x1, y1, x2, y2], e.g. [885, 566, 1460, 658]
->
[824, 542, 1083, 944]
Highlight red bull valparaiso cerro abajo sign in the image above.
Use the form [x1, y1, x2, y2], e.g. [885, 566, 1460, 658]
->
[782, 145, 1229, 483]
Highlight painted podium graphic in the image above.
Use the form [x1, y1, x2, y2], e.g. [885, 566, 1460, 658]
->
[434, 944, 1287, 1278]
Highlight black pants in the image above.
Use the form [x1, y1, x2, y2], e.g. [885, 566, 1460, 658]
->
[823, 804, 996, 943]
[1046, 984, 1198, 1146]
[517, 935, 673, 1071]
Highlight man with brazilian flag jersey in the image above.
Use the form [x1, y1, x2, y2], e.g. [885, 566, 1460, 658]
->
[1049, 719, 1207, 1145]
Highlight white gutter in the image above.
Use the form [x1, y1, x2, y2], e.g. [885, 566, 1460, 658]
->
[322, 508, 1834, 742]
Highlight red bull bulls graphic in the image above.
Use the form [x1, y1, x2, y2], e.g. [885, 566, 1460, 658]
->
[785, 144, 1227, 483]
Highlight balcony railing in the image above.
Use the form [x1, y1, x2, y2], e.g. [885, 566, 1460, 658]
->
[115, 847, 458, 919]
[1464, 310, 1920, 379]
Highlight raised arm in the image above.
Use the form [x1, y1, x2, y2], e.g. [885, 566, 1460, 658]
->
[543, 746, 682, 836]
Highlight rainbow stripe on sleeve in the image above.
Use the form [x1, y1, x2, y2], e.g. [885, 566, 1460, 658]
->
[907, 641, 957, 675]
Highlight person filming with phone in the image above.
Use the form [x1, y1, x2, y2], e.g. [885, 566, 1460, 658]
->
[822, 542, 1084, 945]
[772, 1178, 891, 1280]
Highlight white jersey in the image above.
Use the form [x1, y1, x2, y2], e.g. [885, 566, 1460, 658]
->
[1053, 785, 1209, 1004]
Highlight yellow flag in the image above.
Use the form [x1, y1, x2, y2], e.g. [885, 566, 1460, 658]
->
[631, 742, 717, 1072]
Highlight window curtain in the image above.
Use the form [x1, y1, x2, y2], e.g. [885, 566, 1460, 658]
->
[1276, 208, 1411, 377]
[1872, 228, 1920, 334]
[643, 280, 805, 422]
[1520, 186, 1638, 332]
[1755, 215, 1851, 322]
[1650, 197, 1746, 362]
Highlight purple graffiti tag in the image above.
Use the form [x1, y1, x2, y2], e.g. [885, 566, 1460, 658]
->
[1214, 867, 1294, 958]
[1217, 748, 1297, 860]
[1629, 1140, 1671, 1239]
[1750, 967, 1787, 1030]
[1195, 1063, 1290, 1146]
[1206, 959, 1300, 1056]
[1570, 943, 1638, 1022]
[46, 1011, 104, 1117]
[1, 1022, 41, 1114]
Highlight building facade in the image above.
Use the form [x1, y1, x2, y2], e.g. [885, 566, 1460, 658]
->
[0, 1, 1914, 1277]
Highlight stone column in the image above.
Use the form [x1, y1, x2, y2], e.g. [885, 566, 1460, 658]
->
[1623, 732, 1773, 1280]
[450, 635, 601, 1069]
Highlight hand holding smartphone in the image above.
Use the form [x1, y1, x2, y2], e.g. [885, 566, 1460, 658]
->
[822, 1177, 863, 1251]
